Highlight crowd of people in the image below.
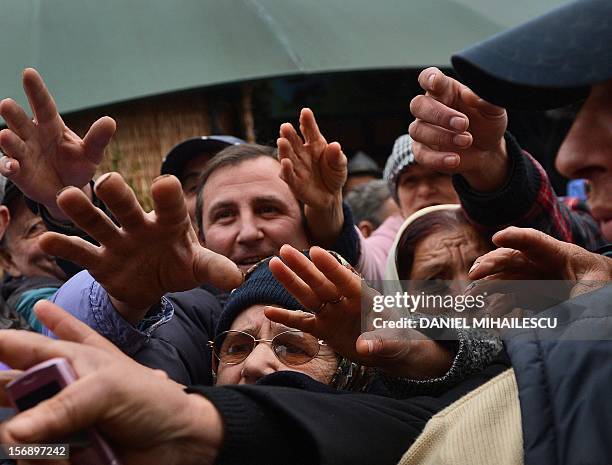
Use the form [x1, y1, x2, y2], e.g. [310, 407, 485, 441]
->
[0, 0, 610, 463]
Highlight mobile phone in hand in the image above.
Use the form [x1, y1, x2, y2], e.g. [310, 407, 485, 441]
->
[4, 357, 121, 465]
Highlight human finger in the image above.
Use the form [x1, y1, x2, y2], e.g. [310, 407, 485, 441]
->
[193, 248, 243, 291]
[38, 232, 100, 271]
[309, 246, 362, 299]
[34, 301, 122, 355]
[321, 142, 347, 181]
[22, 68, 60, 125]
[410, 94, 470, 133]
[468, 247, 531, 280]
[0, 99, 35, 139]
[299, 108, 326, 145]
[0, 375, 107, 445]
[269, 256, 321, 310]
[82, 116, 116, 165]
[279, 157, 300, 191]
[93, 172, 146, 230]
[0, 129, 27, 161]
[56, 187, 120, 245]
[417, 67, 466, 110]
[279, 244, 340, 302]
[277, 137, 301, 172]
[150, 174, 189, 225]
[409, 119, 472, 152]
[491, 227, 566, 267]
[263, 307, 317, 334]
[279, 124, 305, 163]
[459, 86, 507, 119]
[0, 330, 83, 371]
[411, 140, 461, 172]
[0, 156, 21, 178]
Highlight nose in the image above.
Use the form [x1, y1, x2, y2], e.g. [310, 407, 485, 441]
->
[239, 343, 282, 384]
[415, 180, 436, 198]
[236, 212, 264, 244]
[555, 87, 607, 180]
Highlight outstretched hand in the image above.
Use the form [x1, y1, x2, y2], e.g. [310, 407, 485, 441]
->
[265, 245, 453, 378]
[409, 67, 509, 192]
[469, 226, 612, 298]
[39, 172, 243, 323]
[0, 301, 222, 465]
[277, 108, 347, 246]
[0, 68, 116, 219]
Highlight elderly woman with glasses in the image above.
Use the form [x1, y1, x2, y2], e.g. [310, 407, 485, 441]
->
[209, 250, 370, 390]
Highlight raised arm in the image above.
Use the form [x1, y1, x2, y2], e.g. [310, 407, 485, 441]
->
[0, 68, 115, 220]
[277, 108, 347, 247]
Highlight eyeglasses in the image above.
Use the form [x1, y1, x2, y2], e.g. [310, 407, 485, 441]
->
[209, 330, 326, 367]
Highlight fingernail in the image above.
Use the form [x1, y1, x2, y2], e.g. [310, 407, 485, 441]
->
[443, 155, 459, 167]
[153, 174, 172, 183]
[95, 172, 112, 189]
[465, 281, 477, 292]
[450, 117, 467, 131]
[366, 340, 374, 354]
[453, 134, 470, 147]
[469, 261, 480, 274]
[56, 186, 71, 197]
[428, 73, 435, 89]
[4, 160, 12, 170]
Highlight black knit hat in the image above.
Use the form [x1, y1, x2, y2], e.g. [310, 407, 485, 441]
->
[215, 255, 306, 337]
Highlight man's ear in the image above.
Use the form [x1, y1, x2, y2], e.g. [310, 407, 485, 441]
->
[0, 206, 10, 241]
[357, 220, 374, 238]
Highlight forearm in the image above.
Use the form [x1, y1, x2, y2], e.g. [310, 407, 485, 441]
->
[47, 271, 173, 356]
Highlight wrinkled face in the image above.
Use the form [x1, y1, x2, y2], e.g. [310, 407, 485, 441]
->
[555, 81, 612, 240]
[215, 305, 338, 385]
[1, 199, 65, 280]
[407, 225, 490, 294]
[397, 165, 459, 218]
[202, 157, 310, 272]
[180, 153, 214, 226]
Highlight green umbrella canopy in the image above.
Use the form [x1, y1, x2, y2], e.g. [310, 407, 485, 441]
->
[1, 0, 567, 116]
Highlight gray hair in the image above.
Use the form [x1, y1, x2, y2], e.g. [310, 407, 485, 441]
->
[345, 180, 393, 229]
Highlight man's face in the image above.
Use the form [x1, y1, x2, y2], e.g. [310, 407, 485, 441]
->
[1, 199, 65, 280]
[556, 81, 612, 241]
[396, 164, 459, 218]
[180, 153, 214, 224]
[201, 157, 310, 272]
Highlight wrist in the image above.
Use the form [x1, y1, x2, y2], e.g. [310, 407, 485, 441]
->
[176, 393, 223, 465]
[109, 295, 155, 325]
[462, 137, 509, 193]
[304, 195, 344, 247]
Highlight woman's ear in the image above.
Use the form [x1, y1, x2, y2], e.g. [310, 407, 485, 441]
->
[357, 220, 374, 238]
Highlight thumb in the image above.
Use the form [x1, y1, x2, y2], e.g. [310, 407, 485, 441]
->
[193, 248, 244, 291]
[83, 116, 116, 165]
[322, 142, 347, 190]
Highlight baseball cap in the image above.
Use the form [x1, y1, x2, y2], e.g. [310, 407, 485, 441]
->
[160, 135, 245, 178]
[451, 0, 612, 110]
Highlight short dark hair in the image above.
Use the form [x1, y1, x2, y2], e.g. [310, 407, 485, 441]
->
[396, 208, 490, 280]
[195, 144, 279, 239]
